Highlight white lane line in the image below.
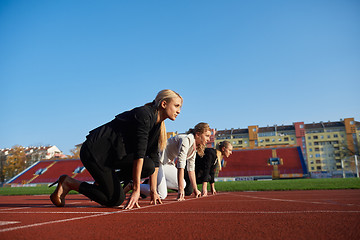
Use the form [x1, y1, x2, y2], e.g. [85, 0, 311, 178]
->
[4, 209, 356, 215]
[2, 210, 360, 214]
[0, 211, 118, 214]
[0, 221, 21, 226]
[0, 195, 214, 233]
[0, 207, 31, 211]
[223, 192, 360, 206]
[0, 212, 113, 233]
[0, 201, 94, 211]
[116, 210, 360, 214]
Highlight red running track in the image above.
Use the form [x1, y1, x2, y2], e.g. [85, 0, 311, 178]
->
[0, 190, 359, 239]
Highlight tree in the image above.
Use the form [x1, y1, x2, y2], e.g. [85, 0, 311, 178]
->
[68, 146, 81, 159]
[338, 139, 360, 158]
[338, 140, 360, 174]
[3, 145, 27, 181]
[0, 151, 6, 183]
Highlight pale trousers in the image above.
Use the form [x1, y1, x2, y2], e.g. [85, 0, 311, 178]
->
[140, 163, 186, 199]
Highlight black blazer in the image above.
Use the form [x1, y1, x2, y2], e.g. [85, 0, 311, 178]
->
[195, 148, 217, 183]
[84, 103, 161, 168]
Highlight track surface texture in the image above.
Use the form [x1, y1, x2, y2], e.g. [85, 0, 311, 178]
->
[0, 190, 359, 240]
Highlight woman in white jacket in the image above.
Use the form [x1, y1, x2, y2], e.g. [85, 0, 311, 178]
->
[130, 122, 211, 201]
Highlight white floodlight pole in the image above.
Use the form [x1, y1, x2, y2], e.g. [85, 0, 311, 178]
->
[355, 155, 359, 178]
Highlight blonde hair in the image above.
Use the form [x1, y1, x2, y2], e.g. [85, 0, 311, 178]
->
[187, 122, 211, 157]
[151, 89, 183, 151]
[216, 140, 232, 153]
[215, 141, 232, 170]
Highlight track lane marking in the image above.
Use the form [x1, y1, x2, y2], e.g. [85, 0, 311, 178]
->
[223, 192, 360, 207]
[0, 221, 20, 226]
[0, 207, 31, 211]
[112, 210, 360, 214]
[0, 194, 215, 233]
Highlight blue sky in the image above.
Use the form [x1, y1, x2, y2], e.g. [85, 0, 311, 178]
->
[1, 0, 359, 155]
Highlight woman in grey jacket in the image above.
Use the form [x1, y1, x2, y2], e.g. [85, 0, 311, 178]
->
[137, 122, 212, 201]
[49, 89, 182, 209]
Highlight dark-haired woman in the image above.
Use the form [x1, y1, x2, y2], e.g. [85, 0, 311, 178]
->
[195, 141, 233, 196]
[50, 90, 182, 209]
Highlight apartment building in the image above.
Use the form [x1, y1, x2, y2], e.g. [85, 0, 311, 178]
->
[214, 118, 359, 173]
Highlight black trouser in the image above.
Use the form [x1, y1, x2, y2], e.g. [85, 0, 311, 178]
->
[79, 143, 155, 207]
[184, 169, 193, 196]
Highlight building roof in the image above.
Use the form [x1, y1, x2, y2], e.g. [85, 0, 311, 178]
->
[215, 119, 359, 134]
[305, 121, 345, 129]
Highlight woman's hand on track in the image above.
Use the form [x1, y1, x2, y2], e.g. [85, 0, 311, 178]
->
[194, 189, 201, 198]
[150, 192, 163, 205]
[124, 190, 141, 209]
[177, 189, 185, 201]
[201, 189, 208, 197]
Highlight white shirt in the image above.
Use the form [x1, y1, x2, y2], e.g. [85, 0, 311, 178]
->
[160, 133, 196, 171]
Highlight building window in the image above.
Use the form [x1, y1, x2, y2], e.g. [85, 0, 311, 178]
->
[284, 137, 289, 141]
[313, 136, 318, 139]
[309, 148, 312, 152]
[334, 134, 338, 138]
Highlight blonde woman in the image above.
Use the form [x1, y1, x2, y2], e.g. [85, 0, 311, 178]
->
[50, 90, 182, 209]
[194, 141, 233, 196]
[138, 122, 212, 201]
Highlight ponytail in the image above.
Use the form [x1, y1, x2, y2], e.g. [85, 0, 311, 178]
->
[159, 121, 167, 151]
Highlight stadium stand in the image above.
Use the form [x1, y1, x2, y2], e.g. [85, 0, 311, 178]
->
[218, 146, 308, 179]
[7, 146, 307, 185]
[7, 159, 93, 185]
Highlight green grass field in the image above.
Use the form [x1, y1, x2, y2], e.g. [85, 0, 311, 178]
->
[0, 178, 359, 196]
[215, 178, 360, 192]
